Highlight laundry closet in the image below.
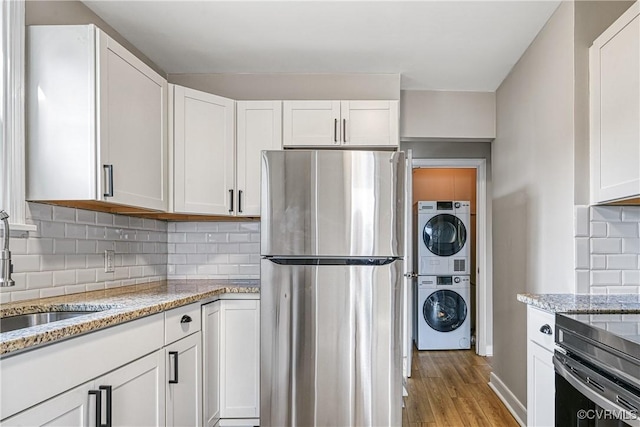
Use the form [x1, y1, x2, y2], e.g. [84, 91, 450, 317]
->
[412, 168, 477, 351]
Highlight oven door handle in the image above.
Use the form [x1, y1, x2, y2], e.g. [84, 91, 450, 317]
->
[554, 355, 640, 427]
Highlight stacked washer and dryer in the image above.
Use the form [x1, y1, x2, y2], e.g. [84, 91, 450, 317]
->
[415, 201, 472, 350]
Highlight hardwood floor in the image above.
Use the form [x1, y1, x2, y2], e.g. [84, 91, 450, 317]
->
[402, 347, 519, 427]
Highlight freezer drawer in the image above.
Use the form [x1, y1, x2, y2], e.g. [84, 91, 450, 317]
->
[261, 150, 404, 258]
[260, 259, 403, 427]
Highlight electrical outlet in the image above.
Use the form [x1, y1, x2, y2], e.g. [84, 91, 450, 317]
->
[104, 250, 115, 273]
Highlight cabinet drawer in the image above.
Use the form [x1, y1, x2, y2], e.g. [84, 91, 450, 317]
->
[165, 303, 201, 345]
[527, 306, 555, 352]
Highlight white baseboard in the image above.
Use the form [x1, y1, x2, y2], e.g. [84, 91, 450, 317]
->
[488, 372, 526, 427]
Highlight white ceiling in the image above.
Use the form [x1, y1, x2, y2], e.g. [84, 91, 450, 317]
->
[83, 0, 560, 91]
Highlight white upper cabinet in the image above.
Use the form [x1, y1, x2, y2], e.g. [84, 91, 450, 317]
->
[590, 2, 640, 204]
[171, 85, 235, 215]
[341, 101, 399, 146]
[283, 101, 342, 146]
[236, 101, 283, 216]
[283, 100, 398, 147]
[171, 90, 281, 216]
[27, 25, 168, 211]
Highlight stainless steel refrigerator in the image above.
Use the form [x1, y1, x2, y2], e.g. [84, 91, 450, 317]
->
[260, 150, 405, 427]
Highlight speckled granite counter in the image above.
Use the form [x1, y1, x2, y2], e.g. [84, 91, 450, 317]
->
[0, 280, 259, 356]
[517, 293, 640, 314]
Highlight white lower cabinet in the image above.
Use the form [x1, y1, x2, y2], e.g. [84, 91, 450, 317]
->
[526, 306, 556, 427]
[166, 332, 202, 427]
[202, 299, 260, 427]
[2, 350, 165, 427]
[2, 381, 94, 426]
[95, 350, 166, 426]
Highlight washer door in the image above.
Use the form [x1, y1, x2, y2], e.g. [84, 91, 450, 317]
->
[423, 214, 467, 256]
[423, 290, 468, 332]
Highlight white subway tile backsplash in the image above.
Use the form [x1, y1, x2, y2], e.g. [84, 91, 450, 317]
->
[175, 222, 198, 232]
[583, 205, 640, 293]
[40, 255, 66, 271]
[591, 255, 606, 270]
[27, 272, 54, 289]
[167, 221, 260, 280]
[591, 238, 621, 254]
[607, 255, 638, 270]
[39, 287, 65, 299]
[622, 208, 640, 222]
[53, 270, 77, 286]
[575, 206, 589, 237]
[65, 255, 86, 269]
[623, 270, 640, 285]
[3, 205, 260, 300]
[590, 222, 607, 238]
[65, 223, 87, 239]
[40, 221, 65, 238]
[76, 209, 96, 224]
[54, 239, 76, 255]
[13, 254, 41, 273]
[52, 206, 76, 222]
[592, 206, 622, 222]
[575, 238, 590, 269]
[609, 222, 638, 238]
[623, 239, 640, 254]
[218, 223, 239, 232]
[27, 203, 52, 221]
[96, 212, 114, 226]
[27, 238, 53, 255]
[2, 203, 170, 301]
[591, 270, 621, 286]
[608, 286, 639, 294]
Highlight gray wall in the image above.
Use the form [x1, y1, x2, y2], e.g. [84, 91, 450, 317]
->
[492, 0, 634, 410]
[573, 1, 636, 204]
[168, 73, 401, 100]
[400, 90, 495, 140]
[25, 1, 166, 77]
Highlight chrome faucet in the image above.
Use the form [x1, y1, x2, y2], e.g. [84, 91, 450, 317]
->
[0, 210, 15, 287]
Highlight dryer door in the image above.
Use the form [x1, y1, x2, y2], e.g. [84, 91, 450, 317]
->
[422, 214, 467, 256]
[423, 290, 467, 332]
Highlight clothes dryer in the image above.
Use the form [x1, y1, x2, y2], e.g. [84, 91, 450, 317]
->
[417, 201, 470, 275]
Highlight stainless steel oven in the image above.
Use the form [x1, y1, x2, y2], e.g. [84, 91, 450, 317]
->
[555, 313, 640, 427]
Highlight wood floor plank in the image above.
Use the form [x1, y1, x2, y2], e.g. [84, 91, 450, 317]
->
[402, 347, 519, 427]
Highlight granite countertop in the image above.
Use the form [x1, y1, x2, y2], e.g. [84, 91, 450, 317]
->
[517, 293, 640, 314]
[0, 279, 259, 356]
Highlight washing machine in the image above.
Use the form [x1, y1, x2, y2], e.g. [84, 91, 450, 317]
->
[417, 200, 470, 276]
[415, 275, 471, 350]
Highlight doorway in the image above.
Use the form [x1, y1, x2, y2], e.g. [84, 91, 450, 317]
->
[411, 159, 492, 357]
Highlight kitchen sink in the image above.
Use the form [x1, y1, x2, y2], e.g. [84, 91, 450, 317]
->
[0, 311, 101, 333]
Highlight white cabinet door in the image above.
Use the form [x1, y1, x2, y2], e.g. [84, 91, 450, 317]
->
[341, 101, 399, 146]
[166, 332, 202, 427]
[202, 301, 221, 427]
[219, 300, 260, 419]
[172, 85, 236, 215]
[96, 350, 165, 426]
[236, 101, 282, 216]
[98, 31, 168, 211]
[1, 381, 94, 427]
[202, 299, 260, 425]
[590, 3, 640, 203]
[283, 101, 341, 147]
[527, 306, 555, 427]
[527, 342, 555, 427]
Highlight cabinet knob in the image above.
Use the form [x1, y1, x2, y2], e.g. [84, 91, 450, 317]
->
[539, 324, 553, 335]
[180, 315, 192, 324]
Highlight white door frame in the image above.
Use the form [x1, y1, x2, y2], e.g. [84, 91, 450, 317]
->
[411, 158, 492, 356]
